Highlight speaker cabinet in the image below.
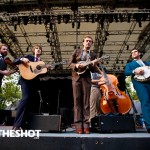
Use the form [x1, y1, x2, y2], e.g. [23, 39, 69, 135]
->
[27, 115, 62, 132]
[91, 115, 136, 133]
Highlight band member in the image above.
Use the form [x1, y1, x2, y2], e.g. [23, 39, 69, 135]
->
[89, 69, 106, 122]
[124, 48, 150, 133]
[0, 43, 16, 91]
[68, 35, 99, 134]
[12, 45, 43, 130]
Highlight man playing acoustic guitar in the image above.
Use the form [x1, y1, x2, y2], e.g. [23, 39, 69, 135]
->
[12, 45, 45, 130]
[124, 48, 150, 133]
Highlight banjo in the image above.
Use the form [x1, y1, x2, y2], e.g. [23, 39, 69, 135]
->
[134, 66, 150, 82]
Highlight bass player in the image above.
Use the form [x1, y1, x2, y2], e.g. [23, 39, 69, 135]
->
[124, 48, 150, 133]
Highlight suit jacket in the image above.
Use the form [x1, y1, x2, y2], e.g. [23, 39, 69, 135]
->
[124, 60, 150, 87]
[68, 48, 98, 81]
[13, 55, 40, 85]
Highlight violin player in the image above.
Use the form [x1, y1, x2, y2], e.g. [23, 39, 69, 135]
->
[0, 43, 17, 92]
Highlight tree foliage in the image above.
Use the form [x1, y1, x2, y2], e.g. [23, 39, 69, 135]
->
[0, 73, 21, 109]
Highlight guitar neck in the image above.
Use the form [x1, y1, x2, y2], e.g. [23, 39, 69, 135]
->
[84, 58, 100, 66]
[100, 64, 110, 86]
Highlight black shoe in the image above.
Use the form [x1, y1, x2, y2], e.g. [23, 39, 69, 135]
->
[147, 128, 150, 133]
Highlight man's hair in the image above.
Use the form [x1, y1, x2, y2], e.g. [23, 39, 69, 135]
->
[82, 35, 93, 43]
[130, 47, 143, 58]
[31, 45, 42, 54]
[130, 47, 138, 53]
[0, 43, 8, 50]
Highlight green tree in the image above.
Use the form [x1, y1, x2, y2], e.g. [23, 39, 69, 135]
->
[0, 73, 21, 109]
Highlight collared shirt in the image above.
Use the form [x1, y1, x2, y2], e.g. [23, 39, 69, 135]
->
[91, 72, 101, 88]
[81, 50, 90, 61]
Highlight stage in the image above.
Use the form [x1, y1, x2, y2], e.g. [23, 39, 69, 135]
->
[0, 126, 150, 150]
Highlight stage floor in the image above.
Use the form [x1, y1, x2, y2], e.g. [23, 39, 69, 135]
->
[1, 125, 150, 150]
[0, 125, 150, 137]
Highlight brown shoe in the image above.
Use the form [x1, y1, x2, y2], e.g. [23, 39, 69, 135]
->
[76, 128, 83, 134]
[84, 128, 90, 134]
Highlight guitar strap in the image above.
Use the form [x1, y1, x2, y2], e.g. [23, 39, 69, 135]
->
[136, 60, 145, 66]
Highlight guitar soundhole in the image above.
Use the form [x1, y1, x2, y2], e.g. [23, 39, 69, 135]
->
[36, 65, 42, 70]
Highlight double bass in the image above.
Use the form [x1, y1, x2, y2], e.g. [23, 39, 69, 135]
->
[99, 64, 132, 115]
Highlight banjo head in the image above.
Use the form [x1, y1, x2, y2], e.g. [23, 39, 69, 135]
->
[134, 66, 150, 82]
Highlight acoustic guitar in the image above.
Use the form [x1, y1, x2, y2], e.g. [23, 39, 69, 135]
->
[76, 55, 110, 75]
[18, 60, 67, 80]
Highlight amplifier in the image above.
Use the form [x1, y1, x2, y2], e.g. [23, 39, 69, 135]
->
[91, 115, 136, 133]
[27, 114, 62, 132]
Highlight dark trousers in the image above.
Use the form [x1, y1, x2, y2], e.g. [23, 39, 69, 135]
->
[13, 79, 40, 128]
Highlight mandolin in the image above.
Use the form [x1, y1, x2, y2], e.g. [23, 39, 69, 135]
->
[76, 55, 110, 75]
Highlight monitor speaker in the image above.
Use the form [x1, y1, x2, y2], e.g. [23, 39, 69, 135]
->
[91, 115, 136, 133]
[27, 115, 62, 132]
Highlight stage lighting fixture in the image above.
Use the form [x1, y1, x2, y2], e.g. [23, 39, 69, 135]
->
[22, 16, 29, 25]
[119, 14, 123, 22]
[108, 14, 113, 23]
[95, 14, 101, 22]
[135, 13, 142, 27]
[127, 14, 131, 23]
[26, 46, 29, 52]
[77, 21, 80, 29]
[57, 15, 61, 24]
[84, 14, 89, 22]
[50, 23, 53, 30]
[72, 22, 75, 28]
[44, 15, 50, 25]
[91, 14, 95, 23]
[33, 16, 37, 24]
[100, 15, 105, 28]
[63, 15, 70, 24]
[17, 16, 21, 25]
[11, 16, 17, 25]
[114, 14, 118, 22]
[14, 24, 17, 31]
[38, 16, 42, 24]
[127, 45, 129, 50]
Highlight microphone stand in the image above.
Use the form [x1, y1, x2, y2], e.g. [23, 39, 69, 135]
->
[38, 90, 43, 114]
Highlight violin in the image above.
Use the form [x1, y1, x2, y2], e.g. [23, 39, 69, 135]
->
[4, 57, 18, 71]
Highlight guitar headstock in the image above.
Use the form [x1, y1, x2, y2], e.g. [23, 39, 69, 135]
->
[50, 60, 68, 69]
[60, 60, 67, 65]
